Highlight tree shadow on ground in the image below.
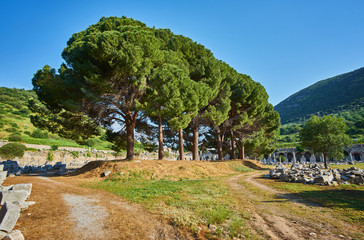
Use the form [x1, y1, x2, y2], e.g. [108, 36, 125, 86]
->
[276, 189, 364, 212]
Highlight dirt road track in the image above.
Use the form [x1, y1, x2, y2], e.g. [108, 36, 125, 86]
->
[5, 176, 191, 240]
[227, 171, 359, 240]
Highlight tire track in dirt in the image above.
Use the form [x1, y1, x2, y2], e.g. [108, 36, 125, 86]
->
[227, 172, 345, 240]
[5, 176, 193, 240]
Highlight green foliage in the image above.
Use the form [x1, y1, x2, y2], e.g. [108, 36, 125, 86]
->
[0, 143, 26, 159]
[30, 128, 48, 139]
[276, 67, 364, 124]
[70, 151, 79, 159]
[51, 145, 58, 151]
[5, 127, 17, 133]
[8, 132, 22, 142]
[164, 151, 170, 158]
[47, 151, 54, 161]
[86, 138, 98, 147]
[300, 115, 352, 167]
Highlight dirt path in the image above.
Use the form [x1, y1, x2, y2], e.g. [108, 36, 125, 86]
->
[227, 171, 356, 240]
[5, 176, 191, 240]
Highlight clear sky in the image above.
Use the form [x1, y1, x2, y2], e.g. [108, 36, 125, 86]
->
[1, 0, 363, 105]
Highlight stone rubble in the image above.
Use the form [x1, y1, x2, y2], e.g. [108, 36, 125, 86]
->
[0, 160, 68, 176]
[269, 163, 364, 185]
[0, 165, 33, 239]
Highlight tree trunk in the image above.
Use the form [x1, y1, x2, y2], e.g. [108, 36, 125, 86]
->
[216, 128, 223, 160]
[237, 141, 242, 159]
[242, 144, 245, 160]
[179, 128, 184, 161]
[230, 131, 235, 160]
[323, 153, 328, 169]
[125, 112, 135, 160]
[158, 112, 164, 160]
[192, 118, 199, 161]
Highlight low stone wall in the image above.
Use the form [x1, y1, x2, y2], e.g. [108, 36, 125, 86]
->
[0, 165, 33, 239]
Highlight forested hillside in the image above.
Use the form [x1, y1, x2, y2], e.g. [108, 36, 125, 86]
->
[0, 87, 112, 149]
[275, 67, 364, 124]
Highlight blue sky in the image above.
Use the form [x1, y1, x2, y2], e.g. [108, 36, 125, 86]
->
[1, 0, 363, 105]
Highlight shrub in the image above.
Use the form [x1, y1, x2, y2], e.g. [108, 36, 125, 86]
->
[51, 145, 58, 151]
[164, 151, 170, 158]
[10, 123, 18, 128]
[31, 129, 48, 139]
[86, 138, 98, 147]
[24, 131, 31, 136]
[70, 151, 79, 158]
[5, 127, 17, 133]
[8, 132, 22, 142]
[47, 151, 54, 161]
[0, 143, 26, 159]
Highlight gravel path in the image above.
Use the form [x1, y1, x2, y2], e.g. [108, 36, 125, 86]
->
[63, 194, 108, 239]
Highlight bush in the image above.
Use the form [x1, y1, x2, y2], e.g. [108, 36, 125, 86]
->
[47, 151, 54, 161]
[24, 131, 31, 136]
[5, 127, 17, 133]
[51, 145, 58, 151]
[0, 143, 26, 159]
[8, 132, 22, 142]
[86, 138, 98, 147]
[10, 123, 18, 128]
[31, 129, 48, 139]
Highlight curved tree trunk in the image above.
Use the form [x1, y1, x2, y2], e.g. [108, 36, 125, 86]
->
[179, 128, 184, 161]
[216, 128, 223, 160]
[158, 112, 164, 160]
[230, 131, 235, 160]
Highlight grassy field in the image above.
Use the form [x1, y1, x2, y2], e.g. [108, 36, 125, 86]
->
[82, 166, 258, 239]
[330, 163, 364, 169]
[259, 177, 364, 223]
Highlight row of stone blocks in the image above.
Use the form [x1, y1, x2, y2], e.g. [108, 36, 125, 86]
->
[0, 165, 33, 240]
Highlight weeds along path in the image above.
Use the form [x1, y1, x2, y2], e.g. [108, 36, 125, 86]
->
[5, 175, 190, 240]
[227, 171, 356, 240]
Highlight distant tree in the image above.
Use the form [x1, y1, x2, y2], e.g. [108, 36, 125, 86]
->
[299, 115, 352, 168]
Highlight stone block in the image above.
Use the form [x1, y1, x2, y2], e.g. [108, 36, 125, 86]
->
[12, 202, 29, 212]
[4, 230, 24, 240]
[0, 230, 7, 238]
[102, 170, 111, 177]
[0, 172, 7, 181]
[11, 184, 32, 199]
[0, 202, 21, 233]
[0, 191, 28, 205]
[0, 186, 13, 192]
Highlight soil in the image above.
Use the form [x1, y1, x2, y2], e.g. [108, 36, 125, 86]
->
[3, 160, 362, 240]
[5, 175, 192, 240]
[70, 159, 242, 180]
[227, 171, 362, 240]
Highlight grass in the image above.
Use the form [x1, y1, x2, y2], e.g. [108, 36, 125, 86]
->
[330, 163, 364, 170]
[82, 169, 258, 239]
[260, 178, 364, 223]
[229, 162, 254, 173]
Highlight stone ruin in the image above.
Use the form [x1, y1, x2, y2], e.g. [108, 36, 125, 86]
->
[0, 160, 67, 177]
[269, 163, 364, 186]
[0, 164, 34, 239]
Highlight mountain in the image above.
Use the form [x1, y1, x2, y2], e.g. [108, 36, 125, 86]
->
[275, 67, 364, 124]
